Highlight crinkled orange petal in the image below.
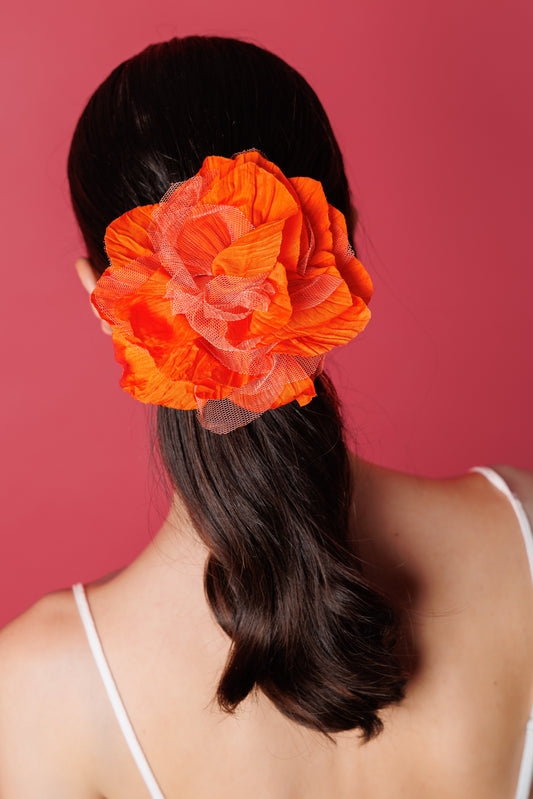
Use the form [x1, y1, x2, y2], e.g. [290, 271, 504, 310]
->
[252, 260, 349, 349]
[212, 217, 284, 278]
[273, 375, 317, 408]
[201, 151, 301, 205]
[120, 269, 197, 358]
[111, 328, 198, 409]
[113, 326, 265, 409]
[165, 345, 247, 397]
[200, 160, 299, 229]
[245, 260, 292, 339]
[211, 216, 294, 344]
[327, 205, 373, 303]
[117, 268, 278, 402]
[168, 208, 239, 272]
[91, 253, 162, 328]
[104, 204, 158, 270]
[196, 361, 318, 415]
[289, 176, 334, 273]
[281, 300, 371, 357]
[277, 210, 303, 274]
[93, 204, 161, 327]
[270, 283, 360, 356]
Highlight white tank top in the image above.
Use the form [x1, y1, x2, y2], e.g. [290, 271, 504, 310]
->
[72, 466, 533, 799]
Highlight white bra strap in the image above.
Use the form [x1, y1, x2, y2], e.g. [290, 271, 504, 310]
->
[469, 466, 533, 581]
[470, 467, 533, 799]
[72, 583, 165, 799]
[515, 718, 533, 799]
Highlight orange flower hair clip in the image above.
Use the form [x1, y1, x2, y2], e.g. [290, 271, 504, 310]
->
[91, 150, 373, 433]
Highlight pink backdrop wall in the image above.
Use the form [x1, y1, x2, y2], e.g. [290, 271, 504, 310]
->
[1, 0, 532, 627]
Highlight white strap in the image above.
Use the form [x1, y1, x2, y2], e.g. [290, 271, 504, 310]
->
[515, 719, 533, 799]
[470, 467, 533, 581]
[72, 583, 165, 799]
[470, 467, 533, 799]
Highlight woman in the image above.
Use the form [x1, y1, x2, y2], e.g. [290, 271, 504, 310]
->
[0, 35, 531, 799]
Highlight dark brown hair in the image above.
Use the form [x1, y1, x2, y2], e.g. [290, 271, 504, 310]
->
[68, 35, 407, 741]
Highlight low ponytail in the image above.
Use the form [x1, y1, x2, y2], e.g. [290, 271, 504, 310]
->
[68, 34, 408, 742]
[155, 372, 407, 741]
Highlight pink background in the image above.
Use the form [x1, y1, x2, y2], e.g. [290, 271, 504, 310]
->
[1, 0, 532, 628]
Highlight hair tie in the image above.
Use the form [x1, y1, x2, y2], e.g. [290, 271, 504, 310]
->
[91, 149, 373, 433]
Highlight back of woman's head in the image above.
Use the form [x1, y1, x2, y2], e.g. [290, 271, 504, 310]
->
[68, 36, 355, 275]
[68, 35, 407, 742]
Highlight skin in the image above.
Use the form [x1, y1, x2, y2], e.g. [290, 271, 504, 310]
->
[0, 259, 531, 799]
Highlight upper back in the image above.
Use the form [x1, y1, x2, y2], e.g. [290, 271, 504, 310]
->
[0, 463, 532, 799]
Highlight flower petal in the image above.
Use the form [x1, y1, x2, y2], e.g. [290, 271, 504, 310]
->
[200, 160, 299, 229]
[211, 218, 283, 277]
[105, 204, 158, 270]
[111, 329, 198, 409]
[289, 176, 334, 274]
[93, 150, 373, 430]
[328, 205, 373, 303]
[201, 151, 301, 203]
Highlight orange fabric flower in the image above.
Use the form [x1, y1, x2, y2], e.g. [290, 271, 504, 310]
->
[91, 150, 373, 432]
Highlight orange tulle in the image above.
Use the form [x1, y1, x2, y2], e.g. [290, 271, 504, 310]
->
[91, 150, 373, 432]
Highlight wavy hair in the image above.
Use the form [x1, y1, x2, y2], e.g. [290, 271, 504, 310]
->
[68, 35, 407, 741]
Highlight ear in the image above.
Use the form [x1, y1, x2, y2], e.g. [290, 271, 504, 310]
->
[75, 257, 112, 336]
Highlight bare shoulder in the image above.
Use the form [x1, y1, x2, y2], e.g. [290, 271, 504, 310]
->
[355, 459, 533, 690]
[462, 464, 533, 588]
[358, 459, 533, 599]
[491, 463, 533, 504]
[0, 589, 100, 798]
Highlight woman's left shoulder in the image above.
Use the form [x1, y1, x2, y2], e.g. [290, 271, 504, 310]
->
[489, 463, 533, 505]
[355, 457, 533, 613]
[0, 588, 81, 673]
